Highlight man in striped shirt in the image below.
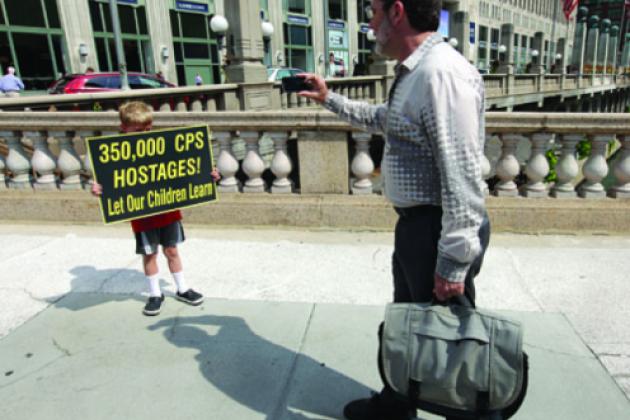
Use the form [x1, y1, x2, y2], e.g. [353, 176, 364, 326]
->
[300, 1, 491, 419]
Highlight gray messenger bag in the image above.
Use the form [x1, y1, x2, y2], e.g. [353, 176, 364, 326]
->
[379, 302, 528, 419]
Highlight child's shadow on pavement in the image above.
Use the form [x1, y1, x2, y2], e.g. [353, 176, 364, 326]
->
[49, 265, 167, 311]
[150, 314, 375, 420]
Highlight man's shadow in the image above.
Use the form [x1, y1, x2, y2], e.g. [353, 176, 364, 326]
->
[149, 314, 374, 420]
[48, 265, 162, 311]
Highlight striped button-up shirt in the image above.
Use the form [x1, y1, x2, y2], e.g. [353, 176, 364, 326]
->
[323, 33, 486, 283]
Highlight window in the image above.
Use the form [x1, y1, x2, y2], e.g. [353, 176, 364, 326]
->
[89, 1, 151, 73]
[329, 0, 346, 21]
[287, 0, 308, 15]
[84, 77, 110, 88]
[357, 0, 371, 22]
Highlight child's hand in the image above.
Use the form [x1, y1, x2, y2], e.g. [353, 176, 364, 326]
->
[91, 182, 103, 196]
[211, 168, 221, 182]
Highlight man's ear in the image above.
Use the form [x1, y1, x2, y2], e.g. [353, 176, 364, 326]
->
[387, 0, 406, 27]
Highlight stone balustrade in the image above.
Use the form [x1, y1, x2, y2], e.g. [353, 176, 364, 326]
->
[0, 111, 629, 200]
[1, 73, 627, 113]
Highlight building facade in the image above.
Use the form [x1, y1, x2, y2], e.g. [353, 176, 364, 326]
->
[0, 0, 583, 92]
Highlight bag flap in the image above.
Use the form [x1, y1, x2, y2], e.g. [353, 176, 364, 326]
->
[411, 308, 490, 343]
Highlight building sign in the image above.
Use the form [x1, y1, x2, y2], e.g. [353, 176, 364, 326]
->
[470, 22, 476, 44]
[117, 0, 138, 4]
[360, 24, 370, 33]
[175, 0, 209, 14]
[328, 29, 347, 49]
[87, 126, 217, 224]
[328, 20, 345, 30]
[287, 14, 310, 25]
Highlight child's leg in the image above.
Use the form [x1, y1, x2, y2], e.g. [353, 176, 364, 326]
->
[163, 246, 187, 292]
[143, 253, 162, 297]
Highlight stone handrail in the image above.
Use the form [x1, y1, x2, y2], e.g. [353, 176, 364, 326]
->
[0, 111, 629, 199]
[1, 73, 627, 112]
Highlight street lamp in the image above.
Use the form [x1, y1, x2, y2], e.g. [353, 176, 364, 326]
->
[448, 37, 459, 48]
[498, 44, 507, 54]
[366, 29, 376, 42]
[210, 14, 229, 50]
[261, 21, 274, 39]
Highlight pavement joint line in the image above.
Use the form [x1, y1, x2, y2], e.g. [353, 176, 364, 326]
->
[0, 354, 67, 391]
[0, 235, 60, 264]
[505, 248, 545, 312]
[96, 258, 141, 293]
[522, 342, 594, 359]
[269, 302, 317, 420]
[560, 312, 630, 402]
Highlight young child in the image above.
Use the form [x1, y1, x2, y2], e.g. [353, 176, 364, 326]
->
[91, 101, 219, 316]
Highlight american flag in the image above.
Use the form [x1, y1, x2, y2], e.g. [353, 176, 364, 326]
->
[562, 0, 578, 20]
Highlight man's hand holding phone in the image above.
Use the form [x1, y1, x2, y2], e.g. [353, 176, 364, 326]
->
[285, 73, 328, 104]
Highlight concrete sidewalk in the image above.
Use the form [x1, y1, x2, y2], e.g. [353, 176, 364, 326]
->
[0, 223, 629, 419]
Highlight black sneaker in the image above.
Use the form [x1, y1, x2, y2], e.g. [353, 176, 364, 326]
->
[175, 289, 204, 306]
[143, 294, 164, 316]
[344, 392, 415, 420]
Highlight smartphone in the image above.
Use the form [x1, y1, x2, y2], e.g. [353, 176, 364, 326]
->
[281, 76, 311, 93]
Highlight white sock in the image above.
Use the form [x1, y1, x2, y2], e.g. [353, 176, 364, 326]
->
[147, 273, 162, 297]
[172, 271, 189, 293]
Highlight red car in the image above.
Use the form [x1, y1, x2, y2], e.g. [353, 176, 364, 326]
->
[48, 72, 174, 94]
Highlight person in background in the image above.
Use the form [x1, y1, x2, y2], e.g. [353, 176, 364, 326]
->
[85, 67, 95, 73]
[195, 73, 203, 86]
[327, 52, 337, 78]
[0, 66, 24, 97]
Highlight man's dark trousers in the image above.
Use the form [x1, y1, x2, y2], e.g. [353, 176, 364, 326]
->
[382, 204, 492, 420]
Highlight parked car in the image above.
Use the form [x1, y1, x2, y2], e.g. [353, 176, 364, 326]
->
[48, 72, 174, 94]
[266, 67, 305, 82]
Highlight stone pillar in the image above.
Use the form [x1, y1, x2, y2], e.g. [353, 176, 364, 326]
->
[497, 24, 514, 74]
[530, 31, 545, 74]
[240, 131, 266, 193]
[268, 0, 284, 68]
[57, 0, 98, 73]
[622, 33, 630, 75]
[298, 131, 349, 194]
[571, 7, 588, 74]
[311, 0, 326, 77]
[584, 15, 600, 75]
[451, 11, 471, 60]
[555, 38, 566, 73]
[145, 1, 177, 84]
[223, 0, 268, 84]
[347, 0, 359, 77]
[596, 19, 611, 74]
[608, 25, 619, 75]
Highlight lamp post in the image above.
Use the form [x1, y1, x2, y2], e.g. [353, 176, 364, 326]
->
[108, 0, 129, 90]
[210, 14, 229, 51]
[261, 21, 274, 67]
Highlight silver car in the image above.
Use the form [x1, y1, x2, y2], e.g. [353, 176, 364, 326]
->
[266, 67, 305, 82]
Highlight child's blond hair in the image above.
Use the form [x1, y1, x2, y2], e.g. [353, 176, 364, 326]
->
[118, 101, 153, 126]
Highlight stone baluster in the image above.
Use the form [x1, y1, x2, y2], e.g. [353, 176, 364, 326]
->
[481, 134, 493, 195]
[350, 132, 374, 194]
[159, 101, 171, 112]
[523, 133, 551, 197]
[350, 85, 357, 100]
[175, 98, 187, 112]
[191, 95, 203, 111]
[288, 92, 298, 108]
[494, 134, 521, 196]
[214, 131, 239, 193]
[579, 135, 610, 198]
[610, 135, 630, 198]
[280, 91, 288, 109]
[53, 131, 83, 190]
[2, 131, 31, 189]
[269, 131, 293, 194]
[206, 96, 217, 111]
[241, 131, 265, 193]
[28, 131, 57, 190]
[551, 134, 581, 198]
